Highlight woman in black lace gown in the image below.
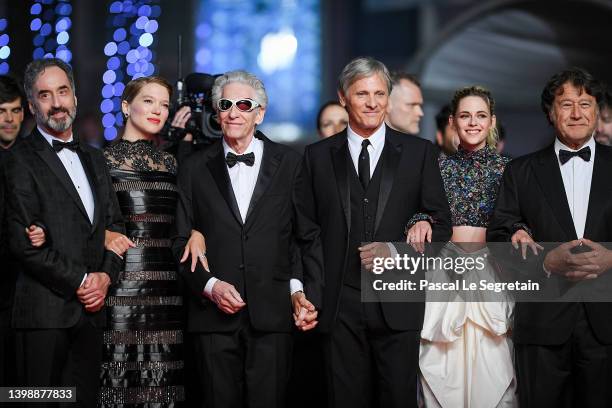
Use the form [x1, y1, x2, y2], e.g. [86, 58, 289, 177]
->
[98, 76, 203, 407]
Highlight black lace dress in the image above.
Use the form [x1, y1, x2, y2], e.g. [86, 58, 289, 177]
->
[99, 139, 184, 407]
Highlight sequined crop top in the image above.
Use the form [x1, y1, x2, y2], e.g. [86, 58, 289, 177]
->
[440, 146, 509, 227]
[407, 146, 509, 229]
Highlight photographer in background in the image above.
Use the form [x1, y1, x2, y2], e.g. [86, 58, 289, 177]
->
[162, 73, 222, 163]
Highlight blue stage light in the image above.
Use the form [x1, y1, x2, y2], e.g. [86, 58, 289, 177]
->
[101, 0, 161, 141]
[31, 1, 73, 62]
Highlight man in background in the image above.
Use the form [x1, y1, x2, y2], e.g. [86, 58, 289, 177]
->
[0, 74, 25, 387]
[595, 86, 612, 145]
[434, 104, 458, 156]
[385, 72, 424, 136]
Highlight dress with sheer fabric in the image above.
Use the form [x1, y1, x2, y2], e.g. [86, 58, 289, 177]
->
[99, 139, 184, 407]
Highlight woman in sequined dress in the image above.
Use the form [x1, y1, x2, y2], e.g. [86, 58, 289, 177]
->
[98, 76, 204, 407]
[407, 87, 536, 408]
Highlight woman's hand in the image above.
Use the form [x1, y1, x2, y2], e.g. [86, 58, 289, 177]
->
[181, 229, 209, 272]
[105, 230, 135, 257]
[26, 225, 46, 247]
[406, 220, 432, 253]
[511, 229, 543, 259]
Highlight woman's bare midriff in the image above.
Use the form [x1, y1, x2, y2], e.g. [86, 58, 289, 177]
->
[451, 226, 487, 252]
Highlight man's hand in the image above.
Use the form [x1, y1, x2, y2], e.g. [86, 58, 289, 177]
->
[105, 230, 135, 257]
[26, 225, 46, 247]
[359, 242, 392, 271]
[544, 239, 609, 282]
[291, 291, 318, 331]
[511, 229, 543, 260]
[76, 272, 111, 313]
[406, 220, 431, 253]
[171, 106, 193, 142]
[209, 280, 246, 314]
[180, 229, 209, 272]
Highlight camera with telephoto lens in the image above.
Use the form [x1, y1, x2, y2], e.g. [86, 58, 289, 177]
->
[163, 72, 223, 144]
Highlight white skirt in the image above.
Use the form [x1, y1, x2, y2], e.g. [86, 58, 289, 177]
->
[418, 243, 517, 408]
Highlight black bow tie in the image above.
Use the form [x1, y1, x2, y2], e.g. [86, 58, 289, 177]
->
[559, 146, 591, 165]
[225, 152, 255, 168]
[52, 139, 80, 153]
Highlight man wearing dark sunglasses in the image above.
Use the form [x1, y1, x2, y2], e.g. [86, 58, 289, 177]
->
[172, 70, 323, 408]
[295, 57, 451, 408]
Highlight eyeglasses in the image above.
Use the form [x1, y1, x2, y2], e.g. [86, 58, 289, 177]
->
[217, 98, 261, 112]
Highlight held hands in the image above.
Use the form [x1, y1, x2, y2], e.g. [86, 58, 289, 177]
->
[209, 280, 246, 314]
[26, 225, 46, 247]
[291, 291, 318, 331]
[544, 239, 612, 282]
[76, 272, 111, 313]
[511, 229, 543, 259]
[405, 221, 432, 254]
[105, 230, 135, 257]
[180, 230, 209, 272]
[359, 242, 391, 271]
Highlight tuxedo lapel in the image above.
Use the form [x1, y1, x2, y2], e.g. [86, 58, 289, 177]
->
[584, 144, 612, 238]
[331, 134, 351, 232]
[32, 132, 91, 223]
[533, 146, 577, 240]
[245, 135, 281, 225]
[374, 134, 401, 235]
[207, 145, 243, 225]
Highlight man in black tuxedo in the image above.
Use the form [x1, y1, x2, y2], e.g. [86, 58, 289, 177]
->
[296, 57, 451, 408]
[488, 67, 612, 407]
[2, 58, 124, 407]
[0, 74, 26, 386]
[172, 70, 323, 408]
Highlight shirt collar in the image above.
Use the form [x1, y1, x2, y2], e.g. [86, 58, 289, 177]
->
[347, 123, 386, 151]
[554, 134, 595, 155]
[38, 126, 74, 147]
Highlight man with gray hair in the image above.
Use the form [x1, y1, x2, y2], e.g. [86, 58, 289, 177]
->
[296, 57, 451, 407]
[2, 58, 124, 407]
[172, 70, 323, 407]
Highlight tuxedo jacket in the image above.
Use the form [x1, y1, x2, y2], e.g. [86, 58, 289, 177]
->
[487, 143, 612, 345]
[297, 126, 452, 333]
[2, 129, 124, 329]
[172, 132, 324, 333]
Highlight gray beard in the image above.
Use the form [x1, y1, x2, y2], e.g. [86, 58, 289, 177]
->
[35, 106, 77, 133]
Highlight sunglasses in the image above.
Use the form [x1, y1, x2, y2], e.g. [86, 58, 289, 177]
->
[217, 98, 261, 112]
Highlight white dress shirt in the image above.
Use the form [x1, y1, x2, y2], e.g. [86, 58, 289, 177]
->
[554, 136, 595, 239]
[204, 135, 303, 297]
[40, 127, 95, 286]
[347, 123, 386, 177]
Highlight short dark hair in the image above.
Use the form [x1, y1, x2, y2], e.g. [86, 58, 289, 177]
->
[600, 84, 612, 110]
[541, 67, 603, 124]
[24, 58, 75, 102]
[0, 75, 24, 105]
[316, 100, 343, 131]
[390, 71, 420, 89]
[435, 104, 452, 133]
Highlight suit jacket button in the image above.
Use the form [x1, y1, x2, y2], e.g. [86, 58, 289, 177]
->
[239, 264, 245, 270]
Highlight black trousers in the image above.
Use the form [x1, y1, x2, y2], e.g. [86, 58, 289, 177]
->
[0, 308, 17, 386]
[14, 313, 102, 408]
[516, 305, 612, 408]
[324, 285, 420, 408]
[192, 317, 292, 408]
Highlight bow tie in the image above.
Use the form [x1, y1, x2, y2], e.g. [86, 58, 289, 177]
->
[559, 146, 591, 165]
[225, 152, 255, 168]
[52, 139, 80, 153]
